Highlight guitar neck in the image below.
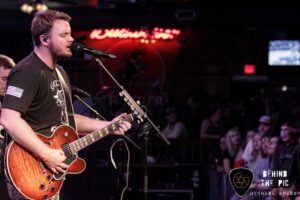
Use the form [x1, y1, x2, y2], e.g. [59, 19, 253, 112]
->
[68, 114, 133, 154]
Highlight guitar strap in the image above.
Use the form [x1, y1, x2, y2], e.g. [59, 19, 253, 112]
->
[55, 67, 77, 131]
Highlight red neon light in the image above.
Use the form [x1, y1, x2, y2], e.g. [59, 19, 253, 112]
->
[244, 64, 255, 75]
[89, 28, 180, 40]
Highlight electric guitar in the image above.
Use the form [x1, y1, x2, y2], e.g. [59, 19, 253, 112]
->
[5, 114, 133, 200]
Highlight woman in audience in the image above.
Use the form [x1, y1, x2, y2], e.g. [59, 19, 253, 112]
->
[246, 132, 264, 170]
[208, 136, 228, 200]
[200, 103, 226, 167]
[162, 107, 187, 139]
[223, 128, 242, 173]
[200, 104, 225, 140]
[234, 129, 256, 168]
[223, 128, 242, 199]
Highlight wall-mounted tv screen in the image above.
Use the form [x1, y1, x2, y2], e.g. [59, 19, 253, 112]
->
[268, 40, 300, 66]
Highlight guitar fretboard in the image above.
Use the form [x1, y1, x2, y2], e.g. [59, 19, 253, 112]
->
[68, 114, 133, 154]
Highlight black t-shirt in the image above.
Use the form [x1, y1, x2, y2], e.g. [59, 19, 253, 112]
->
[2, 52, 71, 136]
[223, 149, 235, 168]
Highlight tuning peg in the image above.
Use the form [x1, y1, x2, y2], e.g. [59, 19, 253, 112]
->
[130, 105, 135, 111]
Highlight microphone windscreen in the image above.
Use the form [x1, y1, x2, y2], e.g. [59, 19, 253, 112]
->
[70, 43, 82, 52]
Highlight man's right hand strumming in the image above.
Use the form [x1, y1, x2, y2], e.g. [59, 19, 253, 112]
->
[41, 148, 69, 174]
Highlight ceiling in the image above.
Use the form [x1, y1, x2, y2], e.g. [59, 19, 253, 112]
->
[1, 1, 300, 34]
[0, 0, 96, 10]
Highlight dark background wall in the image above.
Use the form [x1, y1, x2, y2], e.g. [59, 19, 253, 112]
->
[1, 3, 300, 101]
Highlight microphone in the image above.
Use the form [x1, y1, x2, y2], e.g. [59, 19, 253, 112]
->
[70, 43, 116, 59]
[71, 86, 91, 98]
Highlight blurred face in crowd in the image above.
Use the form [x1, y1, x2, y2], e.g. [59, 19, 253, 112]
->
[258, 122, 271, 134]
[211, 108, 223, 123]
[261, 137, 270, 155]
[166, 112, 177, 124]
[246, 130, 255, 143]
[253, 133, 262, 150]
[0, 66, 11, 96]
[230, 130, 241, 146]
[268, 136, 279, 155]
[280, 123, 293, 142]
[219, 136, 226, 151]
[223, 107, 232, 120]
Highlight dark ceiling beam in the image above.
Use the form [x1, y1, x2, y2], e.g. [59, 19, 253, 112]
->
[1, 4, 300, 33]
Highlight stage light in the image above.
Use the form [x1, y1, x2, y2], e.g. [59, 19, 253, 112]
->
[20, 3, 34, 14]
[281, 85, 288, 92]
[35, 2, 48, 11]
[20, 0, 48, 14]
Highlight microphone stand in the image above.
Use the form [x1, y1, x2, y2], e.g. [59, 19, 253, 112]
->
[73, 94, 106, 120]
[142, 123, 150, 200]
[95, 58, 170, 200]
[73, 94, 141, 200]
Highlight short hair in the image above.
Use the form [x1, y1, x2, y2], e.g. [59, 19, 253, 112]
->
[165, 107, 176, 115]
[31, 9, 71, 46]
[0, 54, 15, 69]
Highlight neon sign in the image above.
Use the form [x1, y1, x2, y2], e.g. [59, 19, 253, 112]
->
[89, 27, 180, 41]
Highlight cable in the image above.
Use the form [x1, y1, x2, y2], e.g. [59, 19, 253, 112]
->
[110, 138, 131, 200]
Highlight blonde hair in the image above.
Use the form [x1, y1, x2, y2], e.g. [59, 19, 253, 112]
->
[225, 128, 240, 158]
[249, 133, 262, 163]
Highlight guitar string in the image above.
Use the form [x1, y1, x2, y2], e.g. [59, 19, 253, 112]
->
[68, 119, 123, 154]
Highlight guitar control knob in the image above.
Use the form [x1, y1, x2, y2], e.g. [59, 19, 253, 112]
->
[46, 175, 51, 180]
[43, 194, 48, 199]
[51, 186, 56, 192]
[63, 132, 68, 138]
[39, 184, 45, 190]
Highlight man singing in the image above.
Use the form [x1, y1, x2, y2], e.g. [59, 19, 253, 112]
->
[0, 10, 132, 200]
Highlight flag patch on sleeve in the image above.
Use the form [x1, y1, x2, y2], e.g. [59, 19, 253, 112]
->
[6, 86, 24, 98]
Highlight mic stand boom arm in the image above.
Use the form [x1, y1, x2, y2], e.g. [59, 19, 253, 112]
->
[73, 94, 106, 120]
[95, 58, 170, 146]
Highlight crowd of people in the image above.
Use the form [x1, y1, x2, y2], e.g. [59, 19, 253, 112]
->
[207, 113, 300, 200]
[131, 87, 300, 200]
